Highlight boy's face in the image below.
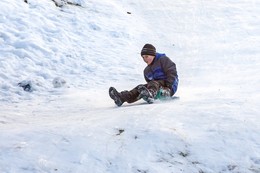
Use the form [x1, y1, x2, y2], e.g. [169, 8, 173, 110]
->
[142, 55, 155, 65]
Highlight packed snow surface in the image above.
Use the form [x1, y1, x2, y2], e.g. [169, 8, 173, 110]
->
[0, 0, 260, 173]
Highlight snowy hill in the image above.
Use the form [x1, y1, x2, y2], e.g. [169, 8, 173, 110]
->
[1, 0, 260, 173]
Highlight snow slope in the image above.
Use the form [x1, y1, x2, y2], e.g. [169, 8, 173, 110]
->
[1, 0, 260, 173]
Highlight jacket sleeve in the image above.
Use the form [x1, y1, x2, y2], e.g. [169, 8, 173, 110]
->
[143, 66, 150, 83]
[143, 70, 149, 82]
[160, 56, 178, 88]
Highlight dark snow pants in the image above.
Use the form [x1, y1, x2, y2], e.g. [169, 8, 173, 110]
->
[119, 80, 169, 103]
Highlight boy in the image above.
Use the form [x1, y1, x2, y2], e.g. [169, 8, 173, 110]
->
[109, 43, 178, 106]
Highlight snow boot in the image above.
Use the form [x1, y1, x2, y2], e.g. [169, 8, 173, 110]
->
[109, 87, 124, 107]
[137, 85, 155, 104]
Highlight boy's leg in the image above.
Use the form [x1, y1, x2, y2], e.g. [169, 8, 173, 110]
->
[147, 80, 174, 99]
[109, 80, 170, 106]
[147, 81, 161, 95]
[137, 85, 154, 103]
[120, 85, 142, 103]
[109, 85, 144, 106]
[121, 82, 162, 104]
[136, 81, 161, 103]
[138, 80, 174, 101]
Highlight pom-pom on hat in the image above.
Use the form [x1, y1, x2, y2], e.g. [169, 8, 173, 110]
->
[141, 44, 156, 56]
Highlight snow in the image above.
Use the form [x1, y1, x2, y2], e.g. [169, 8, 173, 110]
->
[0, 0, 260, 172]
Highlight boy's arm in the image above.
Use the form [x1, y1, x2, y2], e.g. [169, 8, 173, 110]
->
[160, 56, 177, 88]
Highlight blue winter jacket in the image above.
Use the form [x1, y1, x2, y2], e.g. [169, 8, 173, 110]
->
[143, 53, 178, 95]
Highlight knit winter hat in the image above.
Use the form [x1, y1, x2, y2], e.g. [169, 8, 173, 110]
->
[141, 44, 156, 56]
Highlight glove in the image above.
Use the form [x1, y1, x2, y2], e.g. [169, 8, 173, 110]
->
[155, 87, 171, 99]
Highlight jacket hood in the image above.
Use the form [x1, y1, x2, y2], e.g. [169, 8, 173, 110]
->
[155, 53, 166, 61]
